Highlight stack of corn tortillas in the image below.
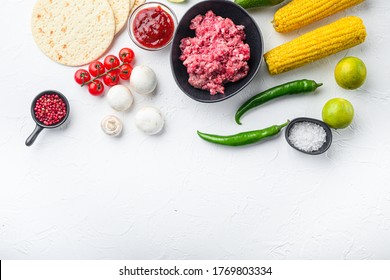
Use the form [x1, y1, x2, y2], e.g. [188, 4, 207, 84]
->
[31, 0, 145, 66]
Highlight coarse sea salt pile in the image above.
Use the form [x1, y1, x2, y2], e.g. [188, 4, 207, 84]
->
[288, 121, 327, 152]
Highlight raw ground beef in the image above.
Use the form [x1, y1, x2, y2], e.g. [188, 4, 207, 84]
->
[179, 11, 250, 95]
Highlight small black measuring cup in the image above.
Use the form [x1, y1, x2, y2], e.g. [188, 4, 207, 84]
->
[25, 90, 70, 146]
[285, 117, 332, 155]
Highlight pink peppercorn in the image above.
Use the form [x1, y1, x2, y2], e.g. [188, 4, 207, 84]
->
[34, 94, 67, 126]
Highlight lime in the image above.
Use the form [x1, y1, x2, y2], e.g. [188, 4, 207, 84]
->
[322, 98, 354, 129]
[334, 57, 367, 90]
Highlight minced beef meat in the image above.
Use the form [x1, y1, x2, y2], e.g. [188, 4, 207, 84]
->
[179, 11, 250, 95]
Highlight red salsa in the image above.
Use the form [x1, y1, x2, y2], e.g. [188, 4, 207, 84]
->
[132, 5, 175, 49]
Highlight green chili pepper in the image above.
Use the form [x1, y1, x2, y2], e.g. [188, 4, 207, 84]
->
[234, 0, 285, 9]
[235, 79, 322, 125]
[197, 121, 289, 146]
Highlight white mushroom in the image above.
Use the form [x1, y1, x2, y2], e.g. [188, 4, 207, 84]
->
[129, 65, 157, 95]
[101, 115, 123, 136]
[135, 107, 164, 135]
[106, 85, 133, 111]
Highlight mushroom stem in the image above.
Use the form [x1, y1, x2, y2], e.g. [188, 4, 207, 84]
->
[101, 115, 123, 136]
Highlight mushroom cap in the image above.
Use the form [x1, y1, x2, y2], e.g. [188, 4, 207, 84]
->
[107, 85, 133, 111]
[129, 65, 157, 95]
[135, 107, 164, 135]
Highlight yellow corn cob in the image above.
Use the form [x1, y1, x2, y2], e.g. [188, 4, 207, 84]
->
[274, 0, 365, 33]
[264, 16, 366, 75]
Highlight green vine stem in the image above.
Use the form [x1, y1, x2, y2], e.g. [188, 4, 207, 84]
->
[81, 62, 127, 87]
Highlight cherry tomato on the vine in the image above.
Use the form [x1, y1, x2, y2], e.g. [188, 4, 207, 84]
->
[104, 55, 120, 70]
[119, 48, 135, 64]
[88, 80, 105, 96]
[89, 61, 105, 77]
[103, 69, 120, 86]
[119, 64, 133, 80]
[74, 69, 91, 85]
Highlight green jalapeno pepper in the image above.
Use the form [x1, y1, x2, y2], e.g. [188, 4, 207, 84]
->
[235, 79, 322, 125]
[234, 0, 285, 9]
[197, 121, 289, 146]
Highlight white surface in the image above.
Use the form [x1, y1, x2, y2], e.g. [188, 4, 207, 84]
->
[0, 0, 389, 260]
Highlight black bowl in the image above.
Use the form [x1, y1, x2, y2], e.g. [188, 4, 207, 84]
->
[25, 90, 70, 146]
[170, 0, 263, 103]
[285, 118, 333, 155]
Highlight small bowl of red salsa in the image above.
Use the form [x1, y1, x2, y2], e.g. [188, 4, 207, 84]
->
[129, 2, 178, 51]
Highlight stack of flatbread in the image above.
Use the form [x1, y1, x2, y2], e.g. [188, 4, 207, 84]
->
[31, 0, 145, 66]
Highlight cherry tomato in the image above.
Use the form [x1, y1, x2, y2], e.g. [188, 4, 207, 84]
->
[104, 55, 120, 70]
[88, 80, 105, 96]
[119, 64, 133, 80]
[74, 69, 91, 85]
[89, 61, 105, 77]
[103, 69, 120, 86]
[119, 48, 135, 64]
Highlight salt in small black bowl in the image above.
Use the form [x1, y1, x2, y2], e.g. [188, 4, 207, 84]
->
[170, 0, 263, 103]
[25, 90, 70, 146]
[285, 117, 332, 155]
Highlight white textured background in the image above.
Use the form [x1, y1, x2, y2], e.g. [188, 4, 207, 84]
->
[1, 0, 390, 259]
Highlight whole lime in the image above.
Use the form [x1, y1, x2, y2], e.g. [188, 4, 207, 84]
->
[322, 98, 354, 129]
[334, 57, 367, 90]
